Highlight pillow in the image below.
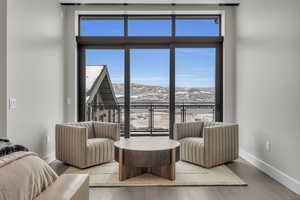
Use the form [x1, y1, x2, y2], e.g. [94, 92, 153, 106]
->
[0, 139, 28, 157]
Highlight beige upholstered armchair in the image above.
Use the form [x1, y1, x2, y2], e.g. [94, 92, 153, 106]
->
[56, 121, 120, 169]
[174, 121, 239, 168]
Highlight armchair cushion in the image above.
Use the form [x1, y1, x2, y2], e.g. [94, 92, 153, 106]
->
[86, 138, 114, 167]
[179, 137, 205, 165]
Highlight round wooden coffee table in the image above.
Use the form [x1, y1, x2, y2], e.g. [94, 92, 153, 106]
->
[114, 137, 180, 181]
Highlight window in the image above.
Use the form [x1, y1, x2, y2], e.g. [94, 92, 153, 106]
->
[80, 16, 124, 36]
[176, 16, 220, 36]
[128, 17, 171, 36]
[77, 15, 223, 138]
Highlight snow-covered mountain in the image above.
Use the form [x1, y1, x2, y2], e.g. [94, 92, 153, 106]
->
[113, 83, 215, 104]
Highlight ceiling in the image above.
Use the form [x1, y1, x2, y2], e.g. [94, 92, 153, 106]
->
[59, 0, 240, 4]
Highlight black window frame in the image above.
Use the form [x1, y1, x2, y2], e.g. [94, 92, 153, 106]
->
[77, 15, 223, 139]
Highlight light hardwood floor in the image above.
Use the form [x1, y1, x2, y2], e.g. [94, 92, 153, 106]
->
[50, 158, 300, 200]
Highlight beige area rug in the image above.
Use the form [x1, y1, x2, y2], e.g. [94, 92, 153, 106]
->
[63, 161, 247, 187]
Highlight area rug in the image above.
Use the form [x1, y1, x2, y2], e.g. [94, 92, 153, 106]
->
[63, 161, 247, 187]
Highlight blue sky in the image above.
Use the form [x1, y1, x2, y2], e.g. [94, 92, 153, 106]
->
[81, 19, 219, 36]
[84, 19, 217, 88]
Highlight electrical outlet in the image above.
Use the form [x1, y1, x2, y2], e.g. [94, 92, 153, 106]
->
[9, 98, 17, 110]
[266, 140, 271, 152]
[66, 97, 71, 105]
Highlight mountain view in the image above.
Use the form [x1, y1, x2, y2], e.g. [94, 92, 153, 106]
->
[113, 83, 215, 104]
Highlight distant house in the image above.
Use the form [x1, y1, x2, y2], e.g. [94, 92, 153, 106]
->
[85, 65, 119, 122]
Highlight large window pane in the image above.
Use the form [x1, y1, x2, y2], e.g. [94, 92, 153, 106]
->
[85, 49, 125, 133]
[80, 19, 124, 36]
[176, 19, 219, 36]
[130, 49, 169, 134]
[175, 48, 216, 122]
[128, 19, 171, 36]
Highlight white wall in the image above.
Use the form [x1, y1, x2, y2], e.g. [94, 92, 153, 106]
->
[6, 0, 64, 160]
[0, 0, 7, 138]
[63, 5, 236, 123]
[236, 0, 300, 189]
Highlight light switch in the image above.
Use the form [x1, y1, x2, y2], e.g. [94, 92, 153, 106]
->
[9, 98, 17, 110]
[46, 135, 50, 144]
[266, 140, 271, 152]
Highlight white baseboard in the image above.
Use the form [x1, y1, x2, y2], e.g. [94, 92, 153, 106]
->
[240, 149, 300, 195]
[43, 152, 56, 164]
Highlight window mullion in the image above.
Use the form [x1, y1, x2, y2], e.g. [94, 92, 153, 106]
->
[124, 15, 128, 37]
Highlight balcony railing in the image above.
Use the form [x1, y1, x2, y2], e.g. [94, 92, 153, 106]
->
[86, 103, 215, 134]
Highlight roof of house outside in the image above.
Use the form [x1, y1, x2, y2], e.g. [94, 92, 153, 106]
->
[86, 65, 104, 93]
[85, 65, 118, 106]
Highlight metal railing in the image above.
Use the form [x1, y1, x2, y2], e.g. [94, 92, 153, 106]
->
[86, 103, 215, 134]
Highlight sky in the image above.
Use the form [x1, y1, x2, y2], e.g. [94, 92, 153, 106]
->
[83, 19, 218, 88]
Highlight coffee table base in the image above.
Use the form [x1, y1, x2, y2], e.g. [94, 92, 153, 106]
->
[118, 148, 176, 181]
